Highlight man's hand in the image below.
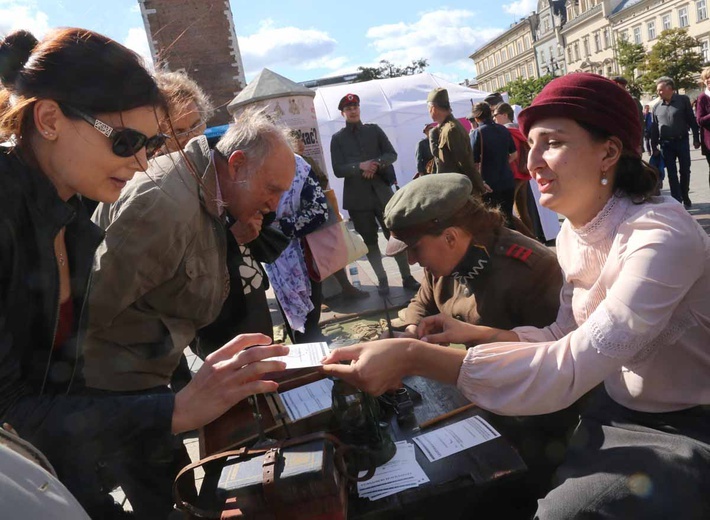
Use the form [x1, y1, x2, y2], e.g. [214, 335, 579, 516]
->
[359, 160, 378, 179]
[231, 212, 264, 244]
[171, 333, 288, 434]
[482, 182, 493, 194]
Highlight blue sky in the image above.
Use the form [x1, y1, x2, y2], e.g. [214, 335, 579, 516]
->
[0, 0, 538, 83]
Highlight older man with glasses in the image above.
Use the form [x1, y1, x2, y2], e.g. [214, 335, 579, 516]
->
[82, 108, 295, 518]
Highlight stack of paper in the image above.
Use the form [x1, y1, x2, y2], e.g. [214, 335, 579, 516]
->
[280, 378, 334, 422]
[413, 415, 500, 463]
[357, 441, 429, 501]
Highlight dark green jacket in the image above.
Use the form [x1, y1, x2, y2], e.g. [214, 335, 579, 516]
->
[330, 121, 397, 211]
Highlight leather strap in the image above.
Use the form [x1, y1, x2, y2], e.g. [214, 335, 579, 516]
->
[173, 431, 376, 518]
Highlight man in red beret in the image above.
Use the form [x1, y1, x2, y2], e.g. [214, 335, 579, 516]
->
[330, 94, 420, 294]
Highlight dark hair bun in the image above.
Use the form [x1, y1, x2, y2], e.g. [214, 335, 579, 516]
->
[0, 30, 39, 86]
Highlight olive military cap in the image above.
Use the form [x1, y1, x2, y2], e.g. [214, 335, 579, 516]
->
[427, 87, 450, 109]
[384, 173, 472, 256]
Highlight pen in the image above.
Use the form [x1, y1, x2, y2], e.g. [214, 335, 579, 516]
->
[382, 295, 393, 338]
[418, 403, 477, 430]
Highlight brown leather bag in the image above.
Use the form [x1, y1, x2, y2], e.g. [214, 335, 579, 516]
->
[173, 432, 374, 519]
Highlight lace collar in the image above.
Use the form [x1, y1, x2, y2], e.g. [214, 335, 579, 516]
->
[572, 195, 631, 244]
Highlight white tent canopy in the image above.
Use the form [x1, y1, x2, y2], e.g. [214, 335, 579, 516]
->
[314, 73, 490, 195]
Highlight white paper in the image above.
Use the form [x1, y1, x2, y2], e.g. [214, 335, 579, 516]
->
[413, 416, 500, 463]
[357, 441, 429, 501]
[280, 378, 334, 421]
[270, 342, 330, 369]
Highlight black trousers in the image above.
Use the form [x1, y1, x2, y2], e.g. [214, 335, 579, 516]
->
[3, 391, 174, 519]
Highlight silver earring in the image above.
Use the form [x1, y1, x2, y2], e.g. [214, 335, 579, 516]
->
[601, 174, 609, 186]
[43, 131, 49, 135]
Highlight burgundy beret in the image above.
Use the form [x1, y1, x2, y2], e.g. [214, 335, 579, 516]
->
[338, 93, 360, 111]
[518, 73, 642, 158]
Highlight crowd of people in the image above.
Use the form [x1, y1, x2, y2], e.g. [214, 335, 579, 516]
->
[1, 24, 709, 520]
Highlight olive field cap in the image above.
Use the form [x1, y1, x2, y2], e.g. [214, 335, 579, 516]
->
[427, 87, 450, 109]
[383, 173, 472, 256]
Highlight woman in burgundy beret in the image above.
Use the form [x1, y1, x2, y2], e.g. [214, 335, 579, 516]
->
[323, 73, 710, 519]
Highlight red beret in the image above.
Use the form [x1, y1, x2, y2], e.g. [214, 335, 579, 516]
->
[518, 73, 642, 158]
[338, 93, 360, 111]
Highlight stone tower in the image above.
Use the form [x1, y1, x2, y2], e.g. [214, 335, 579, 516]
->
[138, 0, 246, 125]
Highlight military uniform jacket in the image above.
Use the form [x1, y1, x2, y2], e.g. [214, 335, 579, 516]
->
[330, 121, 397, 212]
[431, 114, 486, 195]
[404, 228, 562, 336]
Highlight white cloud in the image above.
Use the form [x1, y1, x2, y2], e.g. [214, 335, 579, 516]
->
[239, 19, 345, 76]
[123, 26, 154, 70]
[364, 9, 503, 80]
[502, 0, 537, 17]
[0, 3, 50, 38]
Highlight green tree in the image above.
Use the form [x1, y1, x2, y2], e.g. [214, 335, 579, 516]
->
[615, 38, 647, 98]
[641, 28, 703, 92]
[355, 59, 428, 82]
[506, 74, 555, 107]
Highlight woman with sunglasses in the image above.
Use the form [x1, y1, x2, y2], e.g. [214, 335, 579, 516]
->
[0, 28, 288, 519]
[323, 74, 710, 519]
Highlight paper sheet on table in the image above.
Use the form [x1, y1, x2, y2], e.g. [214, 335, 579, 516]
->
[280, 378, 334, 421]
[413, 416, 500, 463]
[357, 441, 429, 501]
[270, 342, 330, 369]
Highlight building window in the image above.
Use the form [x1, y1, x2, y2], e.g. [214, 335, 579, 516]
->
[540, 48, 546, 65]
[574, 43, 580, 62]
[594, 32, 601, 52]
[633, 26, 642, 44]
[502, 48, 507, 61]
[648, 20, 656, 40]
[509, 44, 514, 57]
[583, 36, 590, 56]
[568, 46, 574, 63]
[702, 39, 710, 61]
[698, 0, 708, 20]
[603, 27, 611, 48]
[525, 36, 531, 50]
[505, 72, 511, 84]
[662, 13, 672, 30]
[517, 40, 523, 54]
[679, 7, 689, 27]
[528, 62, 534, 77]
[496, 53, 501, 66]
[619, 30, 629, 42]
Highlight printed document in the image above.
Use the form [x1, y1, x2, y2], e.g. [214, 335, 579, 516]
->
[280, 378, 334, 421]
[269, 342, 330, 369]
[413, 416, 500, 463]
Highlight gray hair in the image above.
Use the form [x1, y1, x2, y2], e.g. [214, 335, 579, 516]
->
[656, 76, 675, 90]
[215, 107, 290, 175]
[154, 69, 214, 122]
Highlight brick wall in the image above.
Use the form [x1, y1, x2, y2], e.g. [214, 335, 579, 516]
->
[139, 0, 246, 125]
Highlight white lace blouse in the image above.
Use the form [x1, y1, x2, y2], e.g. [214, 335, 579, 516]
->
[457, 195, 710, 414]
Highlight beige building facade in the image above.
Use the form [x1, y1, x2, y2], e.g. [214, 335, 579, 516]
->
[609, 0, 710, 71]
[471, 17, 540, 94]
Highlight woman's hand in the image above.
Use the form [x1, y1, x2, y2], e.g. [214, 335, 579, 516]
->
[320, 339, 414, 396]
[417, 314, 520, 346]
[417, 314, 483, 345]
[171, 333, 288, 434]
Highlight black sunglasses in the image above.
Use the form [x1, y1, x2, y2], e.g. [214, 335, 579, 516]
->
[61, 104, 167, 158]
